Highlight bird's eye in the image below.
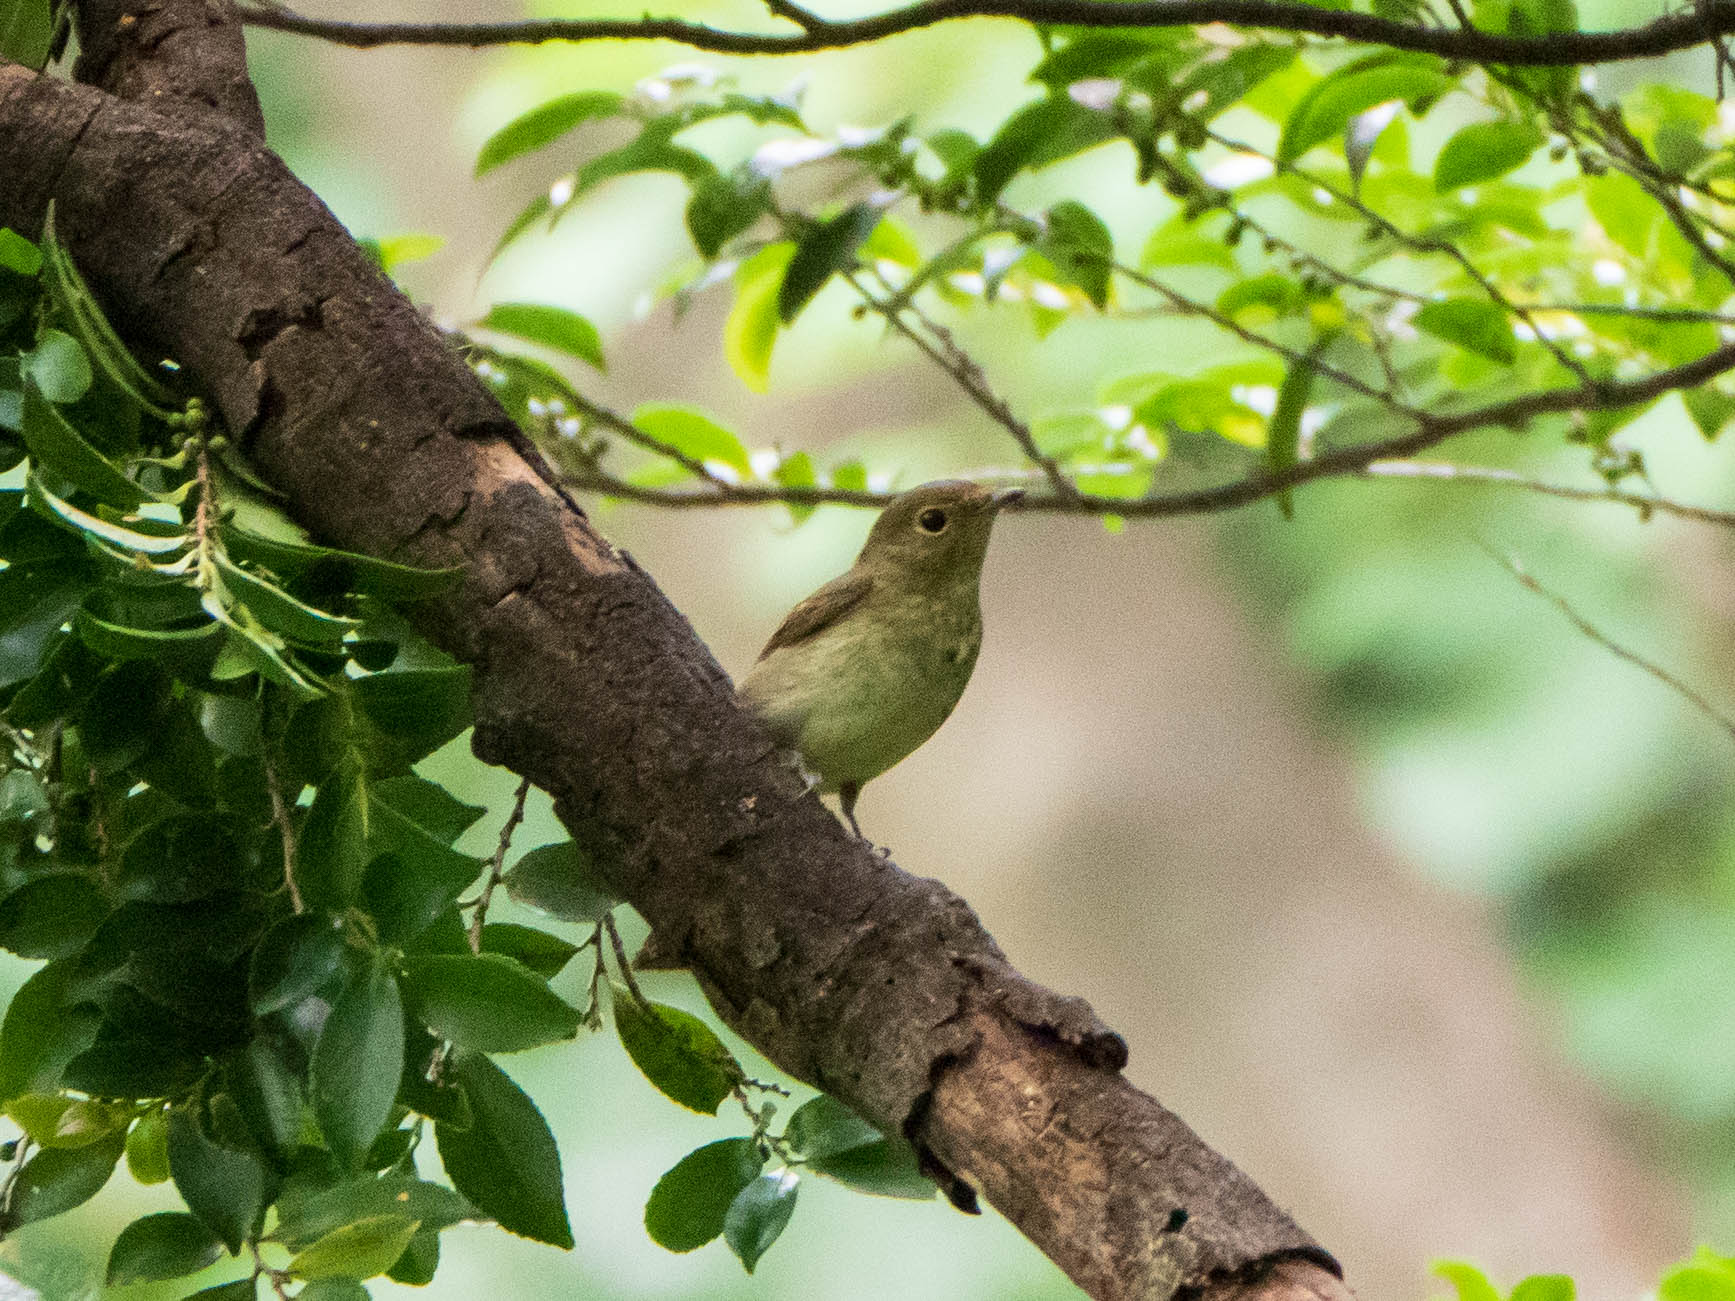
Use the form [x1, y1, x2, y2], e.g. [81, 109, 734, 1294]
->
[917, 508, 949, 534]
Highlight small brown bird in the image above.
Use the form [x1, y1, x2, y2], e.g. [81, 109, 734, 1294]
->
[739, 479, 1021, 836]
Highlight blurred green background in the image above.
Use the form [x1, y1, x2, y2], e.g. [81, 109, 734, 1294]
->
[9, 1, 1735, 1297]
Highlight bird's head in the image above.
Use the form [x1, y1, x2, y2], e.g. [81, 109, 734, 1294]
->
[856, 479, 1023, 588]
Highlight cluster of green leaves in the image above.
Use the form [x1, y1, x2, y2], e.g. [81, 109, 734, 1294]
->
[1434, 1245, 1735, 1301]
[474, 0, 1735, 513]
[0, 213, 935, 1294]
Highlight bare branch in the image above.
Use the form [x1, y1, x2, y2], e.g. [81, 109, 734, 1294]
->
[844, 269, 1082, 501]
[464, 775, 532, 953]
[1477, 541, 1735, 746]
[235, 0, 1735, 67]
[1362, 460, 1735, 528]
[562, 336, 1735, 516]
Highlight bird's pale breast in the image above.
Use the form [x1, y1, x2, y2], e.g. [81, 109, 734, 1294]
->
[740, 589, 982, 790]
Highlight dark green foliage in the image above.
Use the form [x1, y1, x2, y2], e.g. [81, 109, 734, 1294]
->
[433, 1051, 573, 1248]
[723, 1170, 800, 1273]
[105, 1212, 224, 1285]
[613, 986, 746, 1115]
[0, 215, 739, 1288]
[644, 1138, 764, 1252]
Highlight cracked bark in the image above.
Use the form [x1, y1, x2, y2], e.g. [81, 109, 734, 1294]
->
[0, 6, 1351, 1297]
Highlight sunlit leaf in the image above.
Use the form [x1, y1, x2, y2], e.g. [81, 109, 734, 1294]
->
[724, 242, 795, 392]
[475, 302, 605, 370]
[476, 91, 623, 175]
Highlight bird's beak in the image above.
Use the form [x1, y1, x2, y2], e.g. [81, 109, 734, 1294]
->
[990, 487, 1026, 510]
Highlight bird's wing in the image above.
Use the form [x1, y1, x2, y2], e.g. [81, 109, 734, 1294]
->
[757, 569, 875, 659]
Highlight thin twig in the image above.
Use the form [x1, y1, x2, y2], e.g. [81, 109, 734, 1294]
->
[263, 752, 302, 914]
[567, 393, 739, 488]
[466, 775, 532, 953]
[1204, 127, 1599, 387]
[602, 911, 648, 1004]
[232, 0, 1735, 67]
[1363, 460, 1735, 528]
[844, 269, 1082, 500]
[1108, 258, 1418, 409]
[564, 334, 1735, 517]
[1477, 539, 1735, 746]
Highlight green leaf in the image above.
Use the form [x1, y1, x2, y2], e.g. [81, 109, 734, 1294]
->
[182, 1279, 259, 1301]
[686, 168, 772, 259]
[297, 750, 369, 911]
[76, 610, 224, 677]
[275, 1174, 474, 1249]
[613, 988, 744, 1115]
[106, 1212, 225, 1285]
[1433, 1261, 1504, 1301]
[576, 128, 715, 198]
[40, 206, 176, 409]
[779, 203, 881, 324]
[364, 232, 444, 274]
[363, 795, 484, 942]
[783, 1094, 881, 1160]
[723, 1170, 799, 1273]
[435, 1051, 572, 1248]
[167, 1107, 266, 1254]
[1509, 1277, 1575, 1301]
[387, 1228, 440, 1285]
[214, 554, 361, 645]
[401, 953, 581, 1052]
[371, 774, 485, 845]
[480, 923, 582, 979]
[1434, 120, 1541, 191]
[350, 667, 473, 773]
[311, 955, 405, 1170]
[227, 1039, 305, 1156]
[1266, 351, 1317, 519]
[296, 1282, 371, 1301]
[643, 1138, 763, 1253]
[0, 227, 40, 275]
[248, 913, 348, 1016]
[476, 91, 623, 175]
[21, 328, 92, 404]
[0, 560, 89, 691]
[1661, 1248, 1735, 1301]
[1036, 200, 1113, 309]
[632, 404, 753, 476]
[289, 1214, 421, 1281]
[808, 1138, 934, 1199]
[9, 1132, 124, 1224]
[80, 658, 171, 775]
[0, 958, 100, 1100]
[6, 1093, 125, 1149]
[475, 302, 605, 370]
[1413, 298, 1517, 364]
[504, 839, 618, 924]
[218, 521, 463, 601]
[126, 1109, 171, 1184]
[20, 388, 148, 508]
[974, 96, 1116, 204]
[29, 475, 182, 556]
[724, 242, 795, 393]
[0, 873, 107, 959]
[1278, 54, 1452, 163]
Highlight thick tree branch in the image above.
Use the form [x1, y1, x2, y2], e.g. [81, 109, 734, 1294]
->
[0, 10, 1346, 1298]
[234, 0, 1735, 67]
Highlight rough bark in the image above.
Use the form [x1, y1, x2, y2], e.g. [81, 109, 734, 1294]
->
[0, 8, 1349, 1296]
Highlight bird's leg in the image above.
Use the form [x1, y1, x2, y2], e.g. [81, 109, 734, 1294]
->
[838, 782, 866, 840]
